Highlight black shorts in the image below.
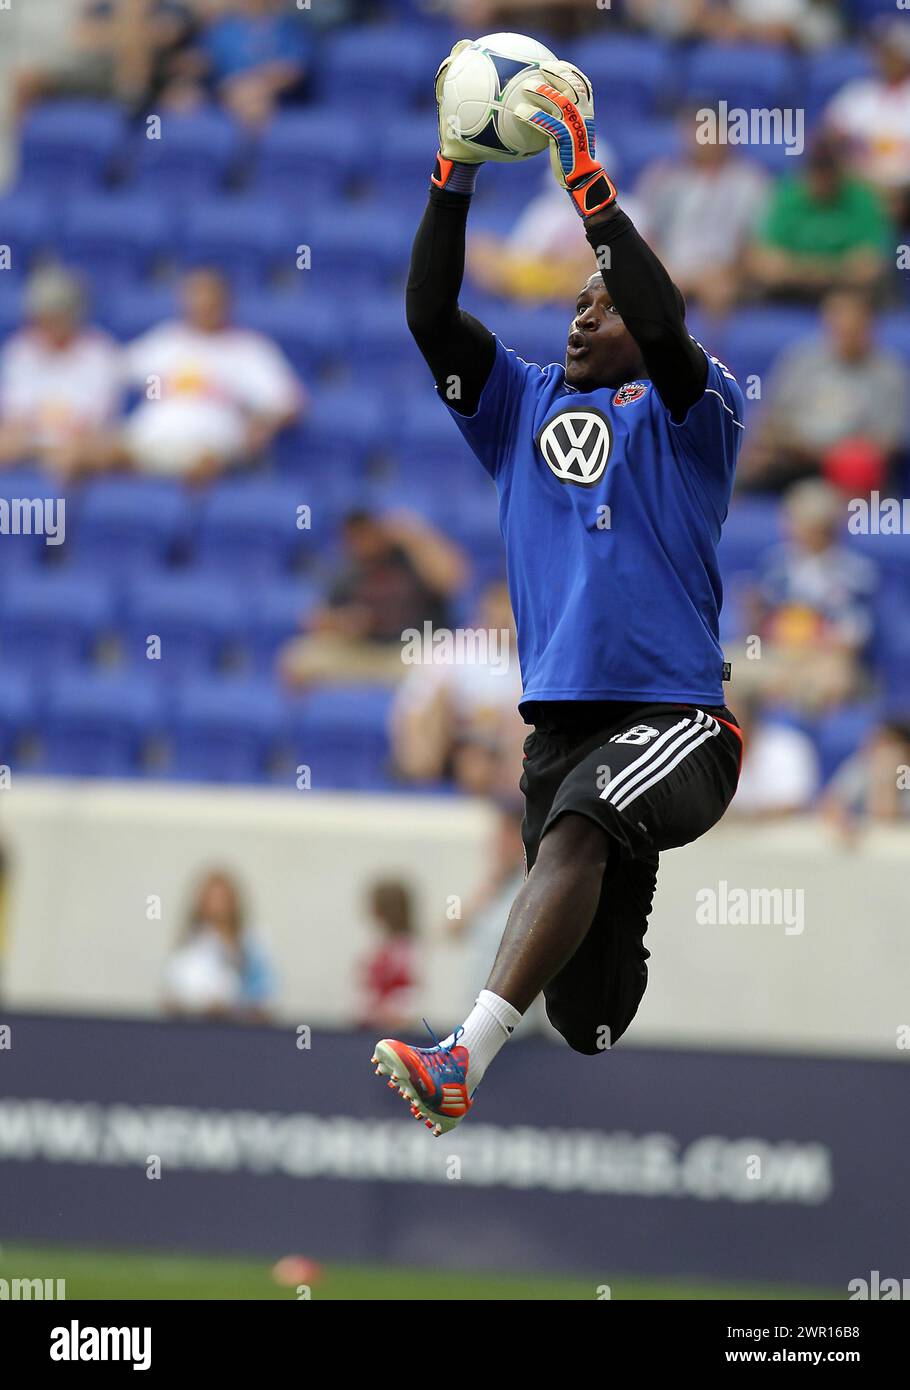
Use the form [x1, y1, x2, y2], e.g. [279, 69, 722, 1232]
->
[519, 700, 742, 1054]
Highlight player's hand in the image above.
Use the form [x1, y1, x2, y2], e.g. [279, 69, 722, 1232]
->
[513, 61, 617, 218]
[432, 39, 485, 191]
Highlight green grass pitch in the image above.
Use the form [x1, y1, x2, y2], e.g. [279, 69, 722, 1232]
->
[0, 1244, 840, 1300]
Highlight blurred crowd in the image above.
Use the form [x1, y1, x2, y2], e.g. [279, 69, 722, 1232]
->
[0, 0, 908, 851]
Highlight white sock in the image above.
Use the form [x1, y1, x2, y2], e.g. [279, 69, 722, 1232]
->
[442, 989, 523, 1094]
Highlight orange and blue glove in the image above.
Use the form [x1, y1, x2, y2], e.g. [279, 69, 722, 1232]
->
[513, 62, 617, 219]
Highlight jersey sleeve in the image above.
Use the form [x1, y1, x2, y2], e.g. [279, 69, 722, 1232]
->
[443, 337, 546, 481]
[659, 346, 745, 494]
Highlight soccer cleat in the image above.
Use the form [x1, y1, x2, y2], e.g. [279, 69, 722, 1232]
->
[370, 1028, 472, 1137]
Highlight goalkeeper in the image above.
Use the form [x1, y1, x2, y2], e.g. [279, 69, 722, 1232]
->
[373, 52, 745, 1135]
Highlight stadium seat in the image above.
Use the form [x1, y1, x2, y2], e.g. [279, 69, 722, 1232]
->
[0, 571, 115, 672]
[195, 478, 311, 578]
[297, 385, 389, 474]
[571, 36, 677, 116]
[252, 111, 363, 202]
[684, 43, 797, 111]
[96, 282, 180, 341]
[40, 669, 166, 777]
[717, 497, 784, 582]
[317, 26, 442, 109]
[70, 478, 192, 575]
[720, 306, 817, 396]
[814, 703, 877, 784]
[169, 675, 289, 782]
[617, 118, 684, 188]
[0, 277, 26, 340]
[60, 192, 177, 283]
[128, 108, 245, 197]
[122, 573, 249, 675]
[0, 190, 53, 277]
[0, 668, 36, 768]
[805, 45, 875, 116]
[245, 578, 319, 668]
[302, 203, 415, 286]
[19, 101, 127, 191]
[181, 196, 298, 286]
[233, 288, 337, 378]
[287, 685, 395, 790]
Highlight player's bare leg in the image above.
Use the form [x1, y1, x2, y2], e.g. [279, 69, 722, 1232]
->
[372, 813, 611, 1134]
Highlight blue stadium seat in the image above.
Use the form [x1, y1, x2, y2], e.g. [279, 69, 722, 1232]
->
[252, 111, 363, 202]
[805, 45, 875, 117]
[122, 573, 249, 675]
[71, 478, 191, 575]
[60, 193, 177, 283]
[41, 669, 166, 777]
[303, 202, 414, 285]
[571, 36, 677, 116]
[128, 108, 244, 197]
[297, 386, 388, 473]
[620, 118, 684, 188]
[288, 684, 394, 790]
[96, 282, 180, 341]
[814, 703, 877, 784]
[720, 306, 818, 396]
[717, 497, 784, 582]
[0, 467, 57, 572]
[245, 578, 319, 668]
[0, 669, 36, 767]
[0, 277, 26, 342]
[19, 101, 127, 191]
[233, 289, 336, 378]
[195, 478, 310, 577]
[318, 26, 442, 109]
[0, 190, 53, 278]
[169, 675, 288, 782]
[684, 43, 797, 110]
[374, 115, 442, 193]
[0, 571, 115, 672]
[181, 196, 297, 285]
[877, 311, 910, 365]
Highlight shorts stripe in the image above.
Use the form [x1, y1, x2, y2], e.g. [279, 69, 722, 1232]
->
[614, 721, 721, 812]
[606, 716, 710, 809]
[598, 715, 695, 803]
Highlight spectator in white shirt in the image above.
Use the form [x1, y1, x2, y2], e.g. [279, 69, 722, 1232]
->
[729, 692, 820, 819]
[825, 18, 910, 224]
[122, 268, 304, 483]
[0, 266, 122, 478]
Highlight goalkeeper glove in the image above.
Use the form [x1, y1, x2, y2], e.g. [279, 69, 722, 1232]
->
[431, 39, 483, 194]
[514, 62, 617, 219]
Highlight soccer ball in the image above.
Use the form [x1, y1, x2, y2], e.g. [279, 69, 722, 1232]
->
[441, 32, 557, 163]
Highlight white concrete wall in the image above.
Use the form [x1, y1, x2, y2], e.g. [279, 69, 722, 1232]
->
[1, 777, 907, 1058]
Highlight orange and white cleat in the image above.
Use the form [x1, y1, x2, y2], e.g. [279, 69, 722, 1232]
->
[371, 1026, 472, 1137]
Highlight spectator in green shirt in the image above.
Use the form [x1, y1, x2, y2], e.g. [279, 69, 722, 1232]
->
[747, 134, 892, 302]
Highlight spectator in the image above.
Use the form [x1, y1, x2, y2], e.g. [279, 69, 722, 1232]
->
[825, 17, 910, 225]
[14, 0, 198, 119]
[728, 692, 820, 818]
[739, 289, 909, 493]
[0, 266, 122, 478]
[280, 509, 468, 688]
[391, 579, 525, 796]
[628, 0, 840, 48]
[121, 268, 303, 482]
[743, 479, 878, 711]
[635, 114, 767, 316]
[356, 879, 419, 1031]
[197, 0, 313, 128]
[467, 177, 596, 305]
[822, 715, 910, 840]
[163, 868, 275, 1022]
[747, 134, 892, 302]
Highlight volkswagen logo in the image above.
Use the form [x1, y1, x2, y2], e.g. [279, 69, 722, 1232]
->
[537, 409, 612, 487]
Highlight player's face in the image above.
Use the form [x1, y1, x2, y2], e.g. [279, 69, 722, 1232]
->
[565, 276, 646, 390]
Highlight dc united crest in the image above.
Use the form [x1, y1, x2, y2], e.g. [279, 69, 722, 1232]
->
[537, 408, 612, 487]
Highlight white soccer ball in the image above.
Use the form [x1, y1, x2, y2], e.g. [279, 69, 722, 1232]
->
[441, 32, 557, 163]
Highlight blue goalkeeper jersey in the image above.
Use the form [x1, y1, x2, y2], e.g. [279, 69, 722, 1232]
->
[445, 337, 744, 707]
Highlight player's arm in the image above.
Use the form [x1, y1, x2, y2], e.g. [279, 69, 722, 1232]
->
[515, 65, 707, 421]
[405, 42, 496, 417]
